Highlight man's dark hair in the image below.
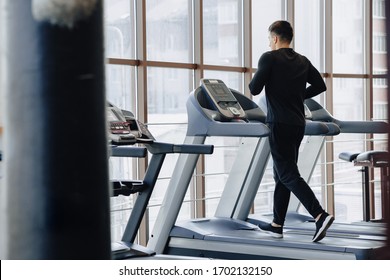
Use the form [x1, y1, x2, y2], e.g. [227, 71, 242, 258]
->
[268, 20, 293, 43]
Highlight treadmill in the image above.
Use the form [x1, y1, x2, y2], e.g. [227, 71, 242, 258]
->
[215, 95, 339, 222]
[106, 102, 214, 259]
[147, 79, 385, 259]
[244, 98, 388, 240]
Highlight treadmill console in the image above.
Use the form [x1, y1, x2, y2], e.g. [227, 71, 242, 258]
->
[107, 106, 135, 145]
[200, 79, 246, 119]
[107, 103, 155, 145]
[123, 114, 155, 143]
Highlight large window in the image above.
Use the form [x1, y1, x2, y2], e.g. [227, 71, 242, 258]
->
[333, 0, 365, 74]
[203, 0, 242, 66]
[104, 0, 388, 244]
[295, 0, 323, 71]
[333, 78, 366, 221]
[104, 0, 135, 59]
[146, 0, 192, 63]
[251, 0, 283, 68]
[104, 0, 138, 239]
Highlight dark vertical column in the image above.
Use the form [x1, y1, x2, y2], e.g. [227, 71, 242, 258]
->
[385, 0, 390, 260]
[361, 167, 370, 222]
[2, 0, 111, 259]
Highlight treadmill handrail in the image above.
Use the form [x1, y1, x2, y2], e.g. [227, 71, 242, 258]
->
[304, 120, 340, 136]
[110, 146, 148, 158]
[259, 95, 340, 136]
[145, 142, 214, 155]
[304, 98, 388, 134]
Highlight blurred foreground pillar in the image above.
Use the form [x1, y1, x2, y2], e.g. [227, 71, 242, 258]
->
[0, 0, 111, 259]
[384, 0, 390, 260]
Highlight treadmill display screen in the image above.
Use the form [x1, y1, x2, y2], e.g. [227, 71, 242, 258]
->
[214, 86, 226, 96]
[200, 78, 246, 119]
[210, 84, 236, 103]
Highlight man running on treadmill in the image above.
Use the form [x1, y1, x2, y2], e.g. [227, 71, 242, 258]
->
[249, 20, 334, 242]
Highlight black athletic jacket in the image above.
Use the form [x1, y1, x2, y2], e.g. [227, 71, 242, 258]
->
[249, 48, 326, 126]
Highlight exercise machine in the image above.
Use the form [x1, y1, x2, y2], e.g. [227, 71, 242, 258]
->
[339, 150, 389, 222]
[246, 98, 388, 239]
[107, 102, 214, 259]
[147, 79, 385, 259]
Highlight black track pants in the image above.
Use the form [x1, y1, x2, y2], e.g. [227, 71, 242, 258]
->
[268, 122, 324, 225]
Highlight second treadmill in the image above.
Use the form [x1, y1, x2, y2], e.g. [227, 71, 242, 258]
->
[245, 98, 388, 240]
[147, 79, 385, 259]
